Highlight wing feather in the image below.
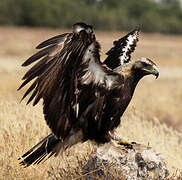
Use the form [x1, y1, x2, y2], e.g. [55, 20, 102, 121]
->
[22, 33, 72, 67]
[22, 45, 54, 66]
[20, 81, 37, 101]
[26, 87, 38, 105]
[36, 33, 70, 49]
[103, 27, 140, 69]
[19, 29, 95, 139]
[22, 56, 49, 80]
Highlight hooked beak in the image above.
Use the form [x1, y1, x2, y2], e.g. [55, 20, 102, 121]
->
[143, 65, 159, 79]
[152, 65, 159, 79]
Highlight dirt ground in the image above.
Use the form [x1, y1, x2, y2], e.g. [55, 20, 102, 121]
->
[0, 26, 182, 179]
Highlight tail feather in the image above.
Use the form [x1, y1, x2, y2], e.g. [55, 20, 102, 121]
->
[19, 134, 60, 167]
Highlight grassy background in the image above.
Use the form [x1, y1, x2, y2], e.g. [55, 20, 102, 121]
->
[0, 26, 182, 179]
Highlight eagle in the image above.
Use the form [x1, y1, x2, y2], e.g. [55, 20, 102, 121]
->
[18, 22, 159, 167]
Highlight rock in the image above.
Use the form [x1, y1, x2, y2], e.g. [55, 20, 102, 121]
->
[82, 142, 169, 180]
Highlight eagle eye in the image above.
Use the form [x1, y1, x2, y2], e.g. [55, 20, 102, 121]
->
[142, 61, 149, 67]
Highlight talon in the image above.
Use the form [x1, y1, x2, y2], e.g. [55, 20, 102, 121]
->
[109, 132, 134, 149]
[117, 140, 133, 149]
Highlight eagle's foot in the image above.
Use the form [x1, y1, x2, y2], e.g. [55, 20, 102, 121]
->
[117, 140, 135, 149]
[109, 132, 135, 149]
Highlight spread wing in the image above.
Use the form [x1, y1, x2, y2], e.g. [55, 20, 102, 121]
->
[103, 27, 140, 70]
[18, 32, 73, 94]
[18, 29, 96, 139]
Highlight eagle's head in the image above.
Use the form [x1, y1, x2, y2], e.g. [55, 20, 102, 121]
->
[132, 57, 159, 79]
[116, 57, 159, 80]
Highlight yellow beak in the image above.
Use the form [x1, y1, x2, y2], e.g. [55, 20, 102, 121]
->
[143, 65, 159, 79]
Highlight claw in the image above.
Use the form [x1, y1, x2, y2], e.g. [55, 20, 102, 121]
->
[109, 131, 134, 149]
[117, 139, 133, 149]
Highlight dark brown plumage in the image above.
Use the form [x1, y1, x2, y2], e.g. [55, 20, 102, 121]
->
[18, 22, 159, 167]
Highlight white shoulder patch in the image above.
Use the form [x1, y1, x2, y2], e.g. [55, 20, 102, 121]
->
[119, 33, 138, 65]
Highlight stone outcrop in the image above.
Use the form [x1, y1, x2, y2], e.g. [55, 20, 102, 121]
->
[83, 142, 169, 180]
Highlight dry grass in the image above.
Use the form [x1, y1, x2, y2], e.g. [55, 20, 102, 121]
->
[0, 26, 182, 179]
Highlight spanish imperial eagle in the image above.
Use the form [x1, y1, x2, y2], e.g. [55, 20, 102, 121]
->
[18, 22, 159, 167]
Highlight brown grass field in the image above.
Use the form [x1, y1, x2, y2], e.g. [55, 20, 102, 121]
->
[0, 26, 182, 179]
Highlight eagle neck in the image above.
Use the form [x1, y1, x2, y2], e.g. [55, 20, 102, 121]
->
[124, 73, 142, 98]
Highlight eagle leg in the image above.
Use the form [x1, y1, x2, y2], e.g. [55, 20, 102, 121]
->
[109, 132, 135, 149]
